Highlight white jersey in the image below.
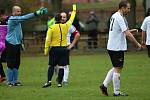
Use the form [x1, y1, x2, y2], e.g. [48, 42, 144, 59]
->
[67, 25, 76, 45]
[107, 12, 128, 51]
[141, 16, 150, 45]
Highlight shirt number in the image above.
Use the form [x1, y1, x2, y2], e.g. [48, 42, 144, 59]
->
[110, 18, 115, 31]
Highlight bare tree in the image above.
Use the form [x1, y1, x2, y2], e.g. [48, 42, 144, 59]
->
[126, 0, 136, 28]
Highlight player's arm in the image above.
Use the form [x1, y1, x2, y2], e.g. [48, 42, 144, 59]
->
[44, 28, 52, 55]
[141, 18, 147, 47]
[124, 30, 141, 49]
[66, 4, 76, 26]
[47, 17, 55, 28]
[68, 30, 80, 49]
[141, 30, 146, 46]
[118, 16, 141, 49]
[129, 29, 138, 35]
[13, 7, 48, 22]
[9, 13, 35, 23]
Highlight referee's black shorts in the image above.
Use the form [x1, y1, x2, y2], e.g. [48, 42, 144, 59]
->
[5, 41, 21, 69]
[48, 47, 69, 66]
[108, 50, 124, 68]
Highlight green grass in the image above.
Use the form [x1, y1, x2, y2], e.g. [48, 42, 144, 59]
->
[0, 51, 150, 100]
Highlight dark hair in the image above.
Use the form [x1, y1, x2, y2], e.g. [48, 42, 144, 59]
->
[146, 8, 150, 17]
[54, 13, 62, 23]
[119, 1, 129, 9]
[62, 11, 70, 20]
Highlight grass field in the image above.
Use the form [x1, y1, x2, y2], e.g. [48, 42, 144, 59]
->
[0, 51, 150, 100]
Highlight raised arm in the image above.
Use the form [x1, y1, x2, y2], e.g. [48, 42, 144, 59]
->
[66, 4, 76, 26]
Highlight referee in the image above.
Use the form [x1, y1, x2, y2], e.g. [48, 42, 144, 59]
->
[42, 3, 77, 88]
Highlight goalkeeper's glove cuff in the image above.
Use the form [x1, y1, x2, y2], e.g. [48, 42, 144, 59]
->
[34, 7, 48, 16]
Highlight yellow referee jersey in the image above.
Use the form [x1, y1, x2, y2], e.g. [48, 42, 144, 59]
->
[44, 4, 76, 55]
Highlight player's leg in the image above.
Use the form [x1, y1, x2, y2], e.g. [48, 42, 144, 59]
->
[63, 65, 69, 84]
[5, 42, 14, 87]
[57, 66, 64, 87]
[55, 65, 59, 83]
[0, 62, 5, 82]
[102, 67, 114, 87]
[100, 50, 115, 96]
[13, 44, 21, 86]
[63, 49, 69, 85]
[54, 65, 59, 76]
[42, 65, 55, 88]
[0, 64, 6, 83]
[113, 67, 121, 95]
[100, 67, 114, 96]
[42, 48, 56, 88]
[111, 51, 128, 96]
[0, 49, 6, 80]
[111, 51, 123, 95]
[57, 47, 69, 87]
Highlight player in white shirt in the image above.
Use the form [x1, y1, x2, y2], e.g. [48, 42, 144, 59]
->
[141, 8, 150, 57]
[99, 1, 141, 96]
[61, 12, 80, 85]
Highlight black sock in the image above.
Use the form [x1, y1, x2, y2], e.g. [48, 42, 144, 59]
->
[47, 65, 54, 82]
[58, 68, 64, 84]
[0, 63, 5, 77]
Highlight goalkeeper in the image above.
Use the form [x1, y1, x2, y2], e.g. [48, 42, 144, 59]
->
[5, 6, 48, 86]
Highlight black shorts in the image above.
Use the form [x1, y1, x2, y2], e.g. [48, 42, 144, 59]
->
[66, 50, 70, 65]
[146, 45, 150, 57]
[0, 49, 6, 63]
[6, 41, 21, 69]
[108, 50, 124, 68]
[48, 47, 69, 66]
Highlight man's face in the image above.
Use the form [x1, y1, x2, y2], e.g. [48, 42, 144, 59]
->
[61, 12, 67, 23]
[14, 7, 21, 16]
[122, 3, 131, 15]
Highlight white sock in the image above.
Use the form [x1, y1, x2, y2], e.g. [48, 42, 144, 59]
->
[113, 72, 120, 94]
[103, 68, 114, 87]
[54, 66, 59, 76]
[63, 65, 69, 82]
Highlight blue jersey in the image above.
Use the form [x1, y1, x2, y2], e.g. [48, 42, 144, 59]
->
[6, 13, 35, 45]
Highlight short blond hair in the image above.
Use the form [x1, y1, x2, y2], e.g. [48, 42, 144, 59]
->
[12, 6, 21, 12]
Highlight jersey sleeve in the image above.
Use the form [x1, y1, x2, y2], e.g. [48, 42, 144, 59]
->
[118, 16, 128, 33]
[66, 4, 76, 27]
[47, 18, 55, 28]
[69, 25, 76, 34]
[11, 13, 35, 22]
[141, 17, 147, 31]
[44, 28, 52, 55]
